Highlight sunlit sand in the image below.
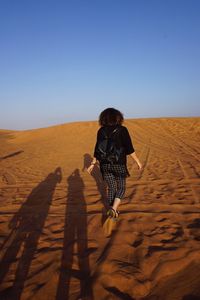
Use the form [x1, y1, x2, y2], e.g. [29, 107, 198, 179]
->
[0, 117, 200, 299]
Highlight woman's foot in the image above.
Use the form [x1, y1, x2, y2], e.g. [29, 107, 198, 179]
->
[106, 207, 115, 217]
[107, 207, 119, 219]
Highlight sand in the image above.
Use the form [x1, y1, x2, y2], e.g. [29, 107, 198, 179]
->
[0, 117, 200, 300]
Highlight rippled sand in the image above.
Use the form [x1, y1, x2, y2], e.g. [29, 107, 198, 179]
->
[0, 117, 200, 300]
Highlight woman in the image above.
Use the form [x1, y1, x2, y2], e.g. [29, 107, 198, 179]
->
[87, 108, 142, 218]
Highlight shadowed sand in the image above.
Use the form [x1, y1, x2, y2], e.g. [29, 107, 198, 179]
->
[0, 118, 200, 300]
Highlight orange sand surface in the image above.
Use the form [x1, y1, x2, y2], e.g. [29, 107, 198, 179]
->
[0, 117, 200, 300]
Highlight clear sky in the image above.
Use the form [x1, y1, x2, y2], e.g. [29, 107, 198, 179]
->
[0, 0, 200, 130]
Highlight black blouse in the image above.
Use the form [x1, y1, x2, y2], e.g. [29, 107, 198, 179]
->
[94, 125, 135, 164]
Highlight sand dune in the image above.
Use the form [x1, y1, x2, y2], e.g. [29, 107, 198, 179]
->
[0, 117, 200, 300]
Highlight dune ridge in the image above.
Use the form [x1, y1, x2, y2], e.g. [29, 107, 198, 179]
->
[0, 117, 200, 300]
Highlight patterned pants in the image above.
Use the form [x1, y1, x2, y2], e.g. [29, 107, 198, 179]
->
[101, 164, 127, 205]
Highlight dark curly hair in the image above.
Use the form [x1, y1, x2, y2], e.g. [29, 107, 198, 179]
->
[99, 108, 124, 126]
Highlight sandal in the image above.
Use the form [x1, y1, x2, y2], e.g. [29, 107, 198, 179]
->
[115, 210, 119, 219]
[107, 208, 119, 219]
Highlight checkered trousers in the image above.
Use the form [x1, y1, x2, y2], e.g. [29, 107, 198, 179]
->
[100, 163, 129, 205]
[100, 163, 130, 178]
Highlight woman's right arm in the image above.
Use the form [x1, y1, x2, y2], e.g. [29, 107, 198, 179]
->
[87, 129, 100, 174]
[87, 157, 97, 174]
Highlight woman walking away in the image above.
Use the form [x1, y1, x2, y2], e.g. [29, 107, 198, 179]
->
[87, 108, 142, 219]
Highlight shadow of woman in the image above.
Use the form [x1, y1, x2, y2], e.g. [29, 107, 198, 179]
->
[0, 167, 62, 300]
[56, 168, 93, 300]
[182, 296, 200, 300]
[82, 153, 107, 209]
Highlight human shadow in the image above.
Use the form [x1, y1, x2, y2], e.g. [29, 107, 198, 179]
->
[0, 167, 62, 300]
[182, 295, 200, 300]
[56, 169, 93, 300]
[0, 150, 24, 161]
[82, 153, 107, 208]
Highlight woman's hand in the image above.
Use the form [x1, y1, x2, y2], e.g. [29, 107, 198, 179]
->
[137, 161, 143, 170]
[87, 164, 95, 174]
[130, 152, 143, 171]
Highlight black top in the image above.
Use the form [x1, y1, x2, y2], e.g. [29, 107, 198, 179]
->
[94, 125, 135, 164]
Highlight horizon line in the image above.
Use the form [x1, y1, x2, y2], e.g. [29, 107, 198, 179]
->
[1, 115, 200, 132]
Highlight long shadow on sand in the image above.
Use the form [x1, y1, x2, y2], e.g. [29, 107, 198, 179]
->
[56, 168, 93, 300]
[182, 296, 200, 300]
[0, 150, 24, 161]
[83, 153, 107, 208]
[0, 167, 62, 300]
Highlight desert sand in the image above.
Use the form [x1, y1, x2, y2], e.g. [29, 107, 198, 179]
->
[0, 117, 200, 300]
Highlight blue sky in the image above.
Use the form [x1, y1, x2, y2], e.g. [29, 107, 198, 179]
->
[0, 0, 200, 130]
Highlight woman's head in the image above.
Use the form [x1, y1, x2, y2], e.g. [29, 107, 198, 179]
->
[99, 108, 124, 126]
